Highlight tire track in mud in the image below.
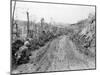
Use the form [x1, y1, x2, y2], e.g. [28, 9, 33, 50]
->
[35, 41, 52, 72]
[48, 35, 91, 71]
[64, 36, 89, 69]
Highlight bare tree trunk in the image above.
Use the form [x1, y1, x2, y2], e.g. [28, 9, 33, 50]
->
[12, 0, 16, 23]
[15, 22, 19, 37]
[26, 11, 30, 38]
[12, 0, 16, 31]
[12, 0, 17, 41]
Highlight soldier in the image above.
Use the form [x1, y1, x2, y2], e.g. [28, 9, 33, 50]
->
[15, 38, 31, 64]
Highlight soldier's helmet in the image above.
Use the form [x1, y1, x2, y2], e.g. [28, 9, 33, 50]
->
[24, 40, 30, 47]
[24, 38, 33, 47]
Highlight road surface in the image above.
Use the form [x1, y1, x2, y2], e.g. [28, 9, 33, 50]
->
[12, 35, 95, 74]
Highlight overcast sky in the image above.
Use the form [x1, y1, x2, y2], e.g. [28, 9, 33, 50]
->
[12, 1, 95, 24]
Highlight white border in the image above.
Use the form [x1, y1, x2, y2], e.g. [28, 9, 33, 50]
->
[0, 0, 100, 75]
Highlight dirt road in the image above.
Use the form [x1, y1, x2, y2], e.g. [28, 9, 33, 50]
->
[12, 35, 95, 74]
[48, 35, 95, 71]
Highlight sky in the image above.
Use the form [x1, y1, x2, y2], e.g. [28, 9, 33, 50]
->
[12, 1, 95, 24]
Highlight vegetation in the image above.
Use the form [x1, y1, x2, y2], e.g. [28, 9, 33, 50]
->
[12, 13, 96, 70]
[70, 14, 96, 57]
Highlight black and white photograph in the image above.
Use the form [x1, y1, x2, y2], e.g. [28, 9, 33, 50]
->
[11, 0, 96, 74]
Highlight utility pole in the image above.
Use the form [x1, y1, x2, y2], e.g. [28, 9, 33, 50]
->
[26, 11, 30, 38]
